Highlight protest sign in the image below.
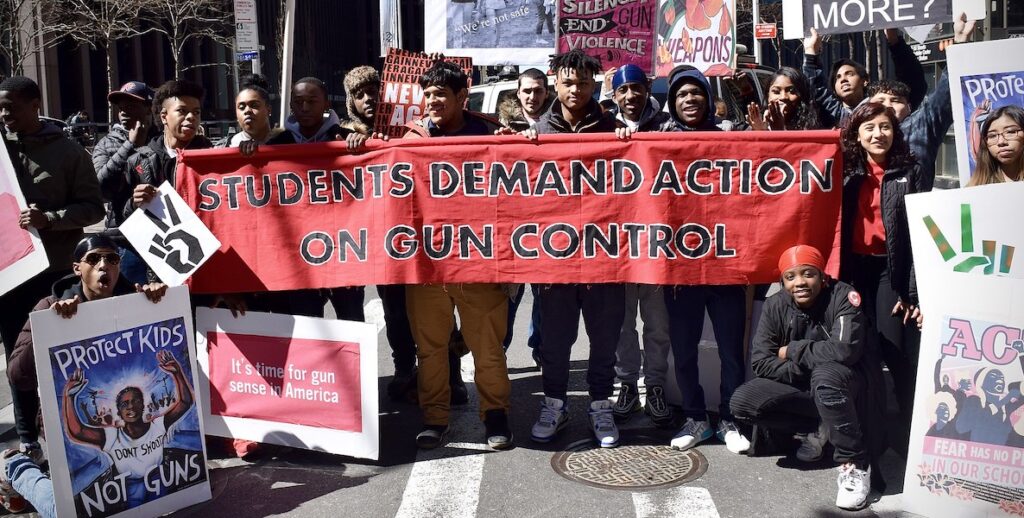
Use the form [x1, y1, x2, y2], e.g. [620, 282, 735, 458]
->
[754, 23, 777, 39]
[375, 48, 473, 138]
[174, 131, 843, 294]
[120, 182, 221, 286]
[782, 0, 952, 40]
[903, 184, 1024, 517]
[195, 308, 379, 460]
[31, 286, 210, 518]
[947, 38, 1024, 187]
[557, 0, 657, 73]
[655, 0, 736, 77]
[424, 0, 552, 66]
[0, 135, 49, 297]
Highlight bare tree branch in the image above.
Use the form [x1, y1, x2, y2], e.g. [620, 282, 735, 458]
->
[141, 0, 233, 78]
[0, 0, 74, 75]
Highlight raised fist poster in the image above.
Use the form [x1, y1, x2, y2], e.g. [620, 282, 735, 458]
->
[31, 286, 210, 518]
[655, 0, 736, 77]
[195, 308, 379, 460]
[904, 184, 1024, 517]
[557, 0, 657, 73]
[0, 134, 49, 297]
[424, 0, 555, 66]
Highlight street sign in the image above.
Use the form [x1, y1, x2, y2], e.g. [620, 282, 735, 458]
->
[755, 23, 777, 39]
[237, 51, 258, 61]
[233, 0, 259, 52]
[234, 0, 256, 23]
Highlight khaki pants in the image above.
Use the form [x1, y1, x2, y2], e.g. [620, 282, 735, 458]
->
[406, 283, 511, 425]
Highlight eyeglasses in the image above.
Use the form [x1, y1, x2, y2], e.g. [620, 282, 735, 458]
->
[80, 252, 121, 266]
[986, 128, 1022, 144]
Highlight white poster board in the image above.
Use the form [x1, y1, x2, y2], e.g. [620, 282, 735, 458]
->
[0, 135, 49, 296]
[195, 308, 379, 460]
[120, 182, 221, 286]
[424, 0, 554, 66]
[947, 38, 1024, 188]
[903, 185, 1024, 517]
[31, 286, 211, 518]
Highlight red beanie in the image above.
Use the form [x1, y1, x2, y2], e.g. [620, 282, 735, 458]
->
[778, 245, 826, 274]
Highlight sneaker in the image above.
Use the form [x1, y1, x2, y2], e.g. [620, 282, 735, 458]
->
[670, 417, 712, 450]
[484, 409, 514, 450]
[18, 442, 43, 465]
[0, 450, 26, 513]
[387, 366, 417, 401]
[612, 382, 641, 421]
[530, 397, 568, 443]
[416, 424, 449, 449]
[716, 420, 751, 454]
[835, 463, 871, 510]
[796, 426, 829, 462]
[644, 386, 673, 427]
[589, 399, 620, 448]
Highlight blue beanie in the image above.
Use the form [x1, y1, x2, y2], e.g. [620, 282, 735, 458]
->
[612, 64, 647, 91]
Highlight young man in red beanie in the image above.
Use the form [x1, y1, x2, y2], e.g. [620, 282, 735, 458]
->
[729, 245, 886, 511]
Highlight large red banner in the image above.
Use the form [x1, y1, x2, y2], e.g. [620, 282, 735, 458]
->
[175, 131, 843, 294]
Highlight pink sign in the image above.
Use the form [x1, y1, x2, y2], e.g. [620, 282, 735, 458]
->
[557, 0, 657, 73]
[0, 193, 34, 271]
[207, 332, 363, 432]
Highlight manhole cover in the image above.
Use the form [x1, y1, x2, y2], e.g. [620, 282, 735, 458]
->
[550, 438, 707, 490]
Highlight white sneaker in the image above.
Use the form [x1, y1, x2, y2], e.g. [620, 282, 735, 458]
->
[796, 427, 829, 462]
[588, 399, 619, 448]
[716, 420, 751, 454]
[670, 417, 712, 450]
[835, 463, 871, 510]
[531, 397, 568, 443]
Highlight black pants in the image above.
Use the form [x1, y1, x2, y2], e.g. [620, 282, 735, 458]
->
[0, 269, 68, 444]
[328, 286, 365, 321]
[731, 362, 867, 466]
[537, 284, 625, 401]
[534, 1, 554, 33]
[378, 285, 417, 374]
[847, 255, 919, 425]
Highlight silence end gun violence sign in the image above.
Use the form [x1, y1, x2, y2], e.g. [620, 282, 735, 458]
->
[782, 0, 953, 40]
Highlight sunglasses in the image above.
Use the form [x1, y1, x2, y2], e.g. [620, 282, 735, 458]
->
[80, 252, 121, 266]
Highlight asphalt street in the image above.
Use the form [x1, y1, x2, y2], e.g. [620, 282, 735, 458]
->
[0, 287, 926, 518]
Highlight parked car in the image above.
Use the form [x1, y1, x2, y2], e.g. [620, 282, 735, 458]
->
[469, 62, 775, 128]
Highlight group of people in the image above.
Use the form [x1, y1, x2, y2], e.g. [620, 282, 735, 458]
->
[0, 10, 1021, 515]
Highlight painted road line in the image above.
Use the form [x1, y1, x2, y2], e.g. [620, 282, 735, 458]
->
[633, 487, 720, 518]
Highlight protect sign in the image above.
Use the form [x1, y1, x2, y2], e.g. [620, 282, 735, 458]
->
[174, 131, 843, 294]
[782, 0, 952, 40]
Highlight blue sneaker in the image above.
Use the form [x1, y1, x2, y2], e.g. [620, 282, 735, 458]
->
[531, 397, 568, 443]
[670, 417, 712, 450]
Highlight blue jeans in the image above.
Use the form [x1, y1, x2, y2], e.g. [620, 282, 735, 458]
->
[664, 285, 747, 420]
[6, 453, 56, 518]
[527, 284, 543, 349]
[118, 247, 148, 286]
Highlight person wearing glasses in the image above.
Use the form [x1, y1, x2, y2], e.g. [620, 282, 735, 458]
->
[967, 105, 1024, 186]
[2, 235, 168, 515]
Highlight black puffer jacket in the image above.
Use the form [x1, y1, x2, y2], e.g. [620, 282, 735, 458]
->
[93, 124, 160, 228]
[121, 135, 213, 223]
[839, 163, 920, 303]
[534, 99, 615, 134]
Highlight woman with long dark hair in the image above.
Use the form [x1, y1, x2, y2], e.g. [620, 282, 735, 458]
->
[747, 67, 821, 131]
[968, 105, 1024, 186]
[840, 102, 922, 450]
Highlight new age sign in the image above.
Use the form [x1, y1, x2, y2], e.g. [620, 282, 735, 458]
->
[174, 132, 843, 294]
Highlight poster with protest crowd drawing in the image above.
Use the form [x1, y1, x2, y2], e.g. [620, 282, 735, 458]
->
[32, 286, 210, 518]
[948, 38, 1024, 187]
[557, 0, 657, 73]
[424, 0, 555, 66]
[655, 0, 736, 77]
[904, 184, 1024, 517]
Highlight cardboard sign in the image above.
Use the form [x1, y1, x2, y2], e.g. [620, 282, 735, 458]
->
[424, 0, 554, 66]
[655, 0, 737, 77]
[755, 23, 777, 39]
[195, 308, 379, 459]
[0, 135, 49, 297]
[557, 0, 657, 73]
[120, 182, 221, 286]
[782, 0, 952, 40]
[947, 38, 1024, 187]
[173, 131, 844, 294]
[374, 48, 473, 138]
[31, 286, 211, 518]
[904, 184, 1024, 517]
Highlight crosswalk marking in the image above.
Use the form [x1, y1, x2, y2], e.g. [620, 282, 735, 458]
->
[395, 454, 485, 518]
[633, 487, 721, 518]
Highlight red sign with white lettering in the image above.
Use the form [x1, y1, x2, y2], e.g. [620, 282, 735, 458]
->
[755, 23, 777, 39]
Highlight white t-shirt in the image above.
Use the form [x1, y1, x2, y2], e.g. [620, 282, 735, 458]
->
[103, 416, 167, 478]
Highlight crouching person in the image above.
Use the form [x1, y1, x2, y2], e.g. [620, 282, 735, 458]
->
[1, 235, 167, 516]
[730, 245, 885, 511]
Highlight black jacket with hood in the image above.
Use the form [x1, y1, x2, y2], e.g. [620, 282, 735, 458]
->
[534, 99, 615, 134]
[658, 66, 721, 132]
[121, 133, 213, 223]
[612, 96, 671, 132]
[839, 162, 920, 304]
